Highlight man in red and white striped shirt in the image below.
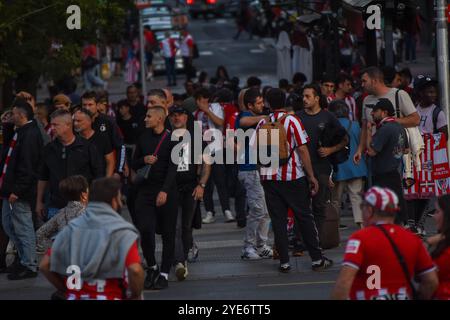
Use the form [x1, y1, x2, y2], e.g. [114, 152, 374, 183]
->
[160, 32, 178, 87]
[252, 88, 333, 273]
[328, 73, 358, 122]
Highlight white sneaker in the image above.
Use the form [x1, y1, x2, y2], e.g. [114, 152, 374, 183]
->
[224, 210, 235, 223]
[175, 262, 188, 281]
[202, 212, 215, 224]
[257, 245, 273, 259]
[241, 247, 261, 260]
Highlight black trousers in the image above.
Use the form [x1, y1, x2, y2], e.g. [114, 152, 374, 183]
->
[134, 186, 178, 274]
[262, 178, 323, 264]
[373, 171, 407, 224]
[0, 200, 9, 267]
[204, 163, 231, 215]
[182, 57, 194, 81]
[406, 199, 428, 224]
[174, 183, 197, 263]
[311, 173, 332, 243]
[226, 164, 247, 226]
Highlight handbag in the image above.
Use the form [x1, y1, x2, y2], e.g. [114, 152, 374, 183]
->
[134, 130, 169, 185]
[376, 225, 419, 300]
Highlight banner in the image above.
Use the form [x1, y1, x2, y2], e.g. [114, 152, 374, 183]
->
[404, 133, 450, 199]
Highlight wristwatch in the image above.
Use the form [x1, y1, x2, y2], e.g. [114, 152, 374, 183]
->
[199, 183, 206, 188]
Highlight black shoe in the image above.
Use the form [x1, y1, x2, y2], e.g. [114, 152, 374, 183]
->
[144, 266, 160, 289]
[152, 275, 168, 290]
[7, 266, 38, 280]
[312, 257, 334, 272]
[278, 263, 291, 273]
[1, 258, 21, 274]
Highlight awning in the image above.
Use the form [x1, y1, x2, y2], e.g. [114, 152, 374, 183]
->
[342, 0, 376, 8]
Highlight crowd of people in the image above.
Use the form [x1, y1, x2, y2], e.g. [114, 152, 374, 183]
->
[0, 61, 449, 300]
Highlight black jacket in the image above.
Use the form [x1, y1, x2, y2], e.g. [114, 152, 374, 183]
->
[0, 121, 44, 203]
[132, 128, 177, 193]
[39, 135, 104, 208]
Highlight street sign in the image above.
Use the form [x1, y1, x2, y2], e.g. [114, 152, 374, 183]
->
[135, 0, 151, 10]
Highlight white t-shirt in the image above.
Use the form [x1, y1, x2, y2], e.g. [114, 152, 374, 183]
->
[416, 104, 447, 134]
[362, 88, 416, 124]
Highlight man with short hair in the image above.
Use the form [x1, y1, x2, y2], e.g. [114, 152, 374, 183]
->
[0, 99, 44, 280]
[236, 88, 273, 260]
[125, 84, 146, 121]
[298, 84, 348, 244]
[132, 107, 178, 290]
[321, 75, 335, 100]
[354, 66, 420, 164]
[329, 73, 357, 121]
[169, 106, 211, 281]
[82, 91, 126, 175]
[160, 32, 178, 87]
[331, 186, 438, 300]
[40, 177, 144, 300]
[253, 88, 332, 272]
[36, 110, 104, 220]
[147, 89, 168, 110]
[73, 109, 115, 177]
[366, 98, 408, 224]
[180, 29, 195, 81]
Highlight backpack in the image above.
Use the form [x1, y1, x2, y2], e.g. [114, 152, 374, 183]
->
[327, 121, 351, 166]
[257, 113, 290, 167]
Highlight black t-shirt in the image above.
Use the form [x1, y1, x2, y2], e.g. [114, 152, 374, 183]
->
[371, 121, 407, 176]
[297, 109, 344, 175]
[130, 102, 147, 122]
[85, 132, 113, 175]
[116, 116, 144, 145]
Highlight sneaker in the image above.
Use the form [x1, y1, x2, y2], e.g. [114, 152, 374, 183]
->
[279, 263, 291, 273]
[7, 265, 38, 280]
[339, 224, 348, 230]
[224, 210, 235, 223]
[312, 257, 334, 272]
[257, 245, 273, 259]
[152, 275, 168, 290]
[202, 212, 215, 224]
[241, 247, 261, 260]
[175, 262, 188, 281]
[187, 243, 199, 263]
[144, 266, 159, 289]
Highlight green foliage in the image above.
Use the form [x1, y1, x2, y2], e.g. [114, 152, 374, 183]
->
[0, 0, 133, 85]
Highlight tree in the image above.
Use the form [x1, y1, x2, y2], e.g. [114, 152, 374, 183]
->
[0, 0, 133, 108]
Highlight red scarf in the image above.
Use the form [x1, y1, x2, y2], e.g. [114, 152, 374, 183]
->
[0, 132, 18, 189]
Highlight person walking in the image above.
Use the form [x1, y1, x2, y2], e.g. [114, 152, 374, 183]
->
[161, 32, 178, 87]
[0, 99, 44, 280]
[40, 177, 144, 300]
[169, 106, 211, 281]
[132, 107, 178, 290]
[331, 186, 438, 300]
[35, 110, 104, 221]
[180, 29, 195, 81]
[236, 88, 273, 260]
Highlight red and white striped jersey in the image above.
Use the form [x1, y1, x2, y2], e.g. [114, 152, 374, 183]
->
[253, 111, 310, 181]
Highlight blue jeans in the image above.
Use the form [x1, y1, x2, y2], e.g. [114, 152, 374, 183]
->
[83, 67, 105, 90]
[164, 57, 176, 85]
[2, 200, 37, 271]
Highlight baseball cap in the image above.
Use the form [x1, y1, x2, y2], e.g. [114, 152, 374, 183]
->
[53, 94, 71, 106]
[373, 98, 395, 116]
[363, 186, 400, 213]
[169, 105, 190, 115]
[414, 75, 438, 92]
